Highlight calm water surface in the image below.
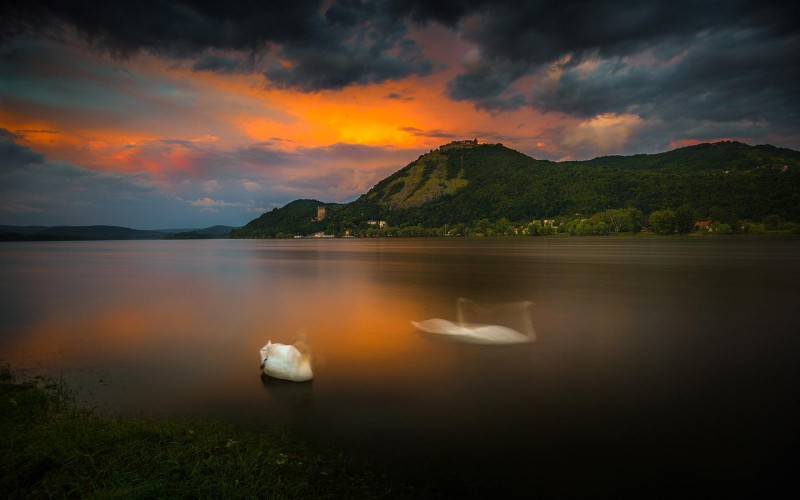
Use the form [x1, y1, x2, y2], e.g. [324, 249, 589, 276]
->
[2, 237, 798, 496]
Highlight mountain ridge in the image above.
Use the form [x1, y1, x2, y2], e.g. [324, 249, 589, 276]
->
[234, 140, 800, 238]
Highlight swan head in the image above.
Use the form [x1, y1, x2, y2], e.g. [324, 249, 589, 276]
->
[259, 341, 272, 369]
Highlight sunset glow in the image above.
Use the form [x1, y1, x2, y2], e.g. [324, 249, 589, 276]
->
[2, 1, 798, 228]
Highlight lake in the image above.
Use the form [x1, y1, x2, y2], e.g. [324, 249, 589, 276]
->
[2, 237, 798, 497]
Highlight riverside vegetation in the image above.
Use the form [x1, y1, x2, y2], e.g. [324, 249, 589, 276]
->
[230, 141, 800, 238]
[0, 366, 430, 498]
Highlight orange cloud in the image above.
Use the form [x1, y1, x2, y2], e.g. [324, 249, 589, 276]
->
[3, 39, 573, 190]
[561, 113, 645, 158]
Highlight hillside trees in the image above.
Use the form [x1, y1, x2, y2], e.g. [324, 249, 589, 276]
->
[231, 141, 800, 238]
[649, 210, 677, 235]
[599, 208, 646, 233]
[675, 204, 698, 234]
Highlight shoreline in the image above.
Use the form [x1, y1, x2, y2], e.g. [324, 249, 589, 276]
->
[0, 367, 434, 498]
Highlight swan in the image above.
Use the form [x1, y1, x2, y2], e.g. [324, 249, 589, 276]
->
[412, 299, 536, 345]
[411, 319, 532, 344]
[259, 339, 313, 382]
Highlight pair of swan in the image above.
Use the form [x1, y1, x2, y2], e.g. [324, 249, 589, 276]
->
[259, 339, 313, 382]
[260, 300, 534, 381]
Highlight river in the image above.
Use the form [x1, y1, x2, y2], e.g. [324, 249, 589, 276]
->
[2, 237, 798, 496]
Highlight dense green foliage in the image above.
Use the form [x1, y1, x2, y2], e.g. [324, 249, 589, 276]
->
[232, 141, 800, 238]
[0, 367, 426, 498]
[229, 200, 343, 239]
[563, 141, 800, 172]
[164, 226, 239, 239]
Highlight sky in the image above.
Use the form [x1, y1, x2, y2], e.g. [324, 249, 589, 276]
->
[1, 0, 798, 229]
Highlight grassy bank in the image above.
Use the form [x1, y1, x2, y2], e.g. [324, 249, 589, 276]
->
[0, 366, 426, 499]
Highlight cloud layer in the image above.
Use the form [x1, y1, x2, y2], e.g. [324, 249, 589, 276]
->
[1, 0, 798, 227]
[3, 0, 797, 126]
[0, 127, 424, 227]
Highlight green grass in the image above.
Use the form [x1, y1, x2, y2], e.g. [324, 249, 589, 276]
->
[0, 365, 428, 499]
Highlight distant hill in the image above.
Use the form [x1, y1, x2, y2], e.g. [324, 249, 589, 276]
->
[233, 140, 800, 237]
[163, 225, 238, 239]
[231, 200, 340, 239]
[0, 225, 237, 241]
[0, 225, 49, 236]
[563, 141, 800, 172]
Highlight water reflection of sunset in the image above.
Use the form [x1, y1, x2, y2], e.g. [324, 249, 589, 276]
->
[2, 238, 798, 499]
[240, 258, 436, 382]
[8, 301, 195, 368]
[3, 241, 442, 391]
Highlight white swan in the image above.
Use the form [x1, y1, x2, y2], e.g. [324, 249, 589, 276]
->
[259, 340, 313, 382]
[412, 299, 536, 345]
[411, 319, 532, 344]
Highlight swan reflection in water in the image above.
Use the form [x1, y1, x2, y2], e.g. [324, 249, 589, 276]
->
[260, 372, 313, 410]
[412, 298, 536, 345]
[259, 337, 314, 382]
[260, 367, 314, 430]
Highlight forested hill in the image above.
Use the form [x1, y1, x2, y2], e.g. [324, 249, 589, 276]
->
[233, 199, 342, 239]
[562, 141, 800, 172]
[231, 141, 800, 238]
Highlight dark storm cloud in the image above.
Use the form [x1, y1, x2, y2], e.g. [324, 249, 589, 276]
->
[433, 0, 799, 120]
[192, 53, 255, 74]
[263, 0, 432, 90]
[445, 55, 527, 111]
[531, 29, 800, 128]
[0, 0, 321, 55]
[1, 0, 434, 91]
[386, 0, 484, 26]
[2, 0, 797, 143]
